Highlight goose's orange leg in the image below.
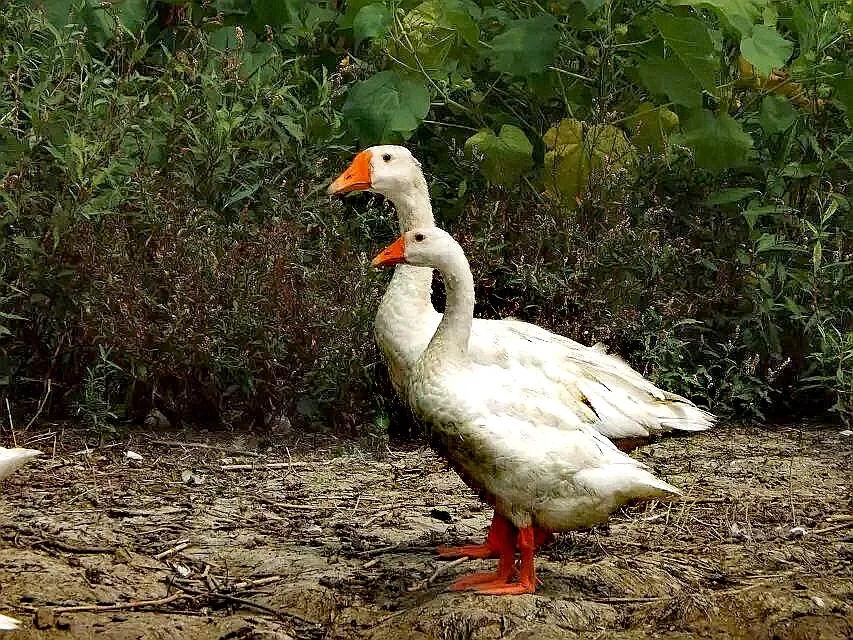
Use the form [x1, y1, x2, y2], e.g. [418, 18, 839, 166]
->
[448, 515, 516, 591]
[438, 513, 555, 561]
[466, 526, 537, 595]
[437, 511, 510, 559]
[534, 527, 554, 549]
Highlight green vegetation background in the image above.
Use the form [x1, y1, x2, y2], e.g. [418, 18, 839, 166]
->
[1, 0, 850, 433]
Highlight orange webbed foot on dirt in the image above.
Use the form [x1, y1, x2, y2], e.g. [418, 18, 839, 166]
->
[465, 578, 536, 595]
[449, 571, 513, 591]
[437, 543, 497, 559]
[444, 512, 517, 591]
[462, 525, 538, 596]
[436, 510, 515, 559]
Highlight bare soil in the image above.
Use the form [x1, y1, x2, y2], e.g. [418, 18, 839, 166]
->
[1, 423, 852, 640]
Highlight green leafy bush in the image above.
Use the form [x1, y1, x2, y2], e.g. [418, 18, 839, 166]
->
[1, 0, 850, 429]
[0, 3, 381, 429]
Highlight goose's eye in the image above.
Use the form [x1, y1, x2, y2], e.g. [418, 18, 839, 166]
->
[414, 233, 425, 242]
[382, 153, 392, 162]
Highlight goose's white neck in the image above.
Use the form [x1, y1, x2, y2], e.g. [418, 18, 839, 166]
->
[424, 249, 474, 361]
[385, 175, 434, 233]
[384, 166, 474, 359]
[374, 173, 439, 374]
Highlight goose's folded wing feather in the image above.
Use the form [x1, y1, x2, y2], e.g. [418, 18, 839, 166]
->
[467, 317, 714, 438]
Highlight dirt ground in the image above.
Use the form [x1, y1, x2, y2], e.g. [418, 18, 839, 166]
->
[1, 422, 852, 640]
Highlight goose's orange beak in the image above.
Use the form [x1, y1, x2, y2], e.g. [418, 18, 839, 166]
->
[371, 236, 406, 268]
[328, 150, 372, 195]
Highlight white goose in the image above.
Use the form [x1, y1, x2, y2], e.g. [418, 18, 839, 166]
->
[0, 447, 42, 483]
[0, 448, 40, 629]
[328, 146, 714, 441]
[371, 228, 681, 594]
[0, 613, 21, 631]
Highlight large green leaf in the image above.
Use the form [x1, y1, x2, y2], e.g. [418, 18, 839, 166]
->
[353, 4, 392, 46]
[789, 0, 821, 54]
[210, 25, 257, 50]
[670, 0, 766, 36]
[542, 119, 636, 204]
[580, 0, 606, 13]
[389, 0, 480, 78]
[113, 0, 148, 32]
[543, 119, 587, 204]
[43, 0, 147, 37]
[653, 14, 719, 96]
[206, 27, 279, 84]
[638, 55, 706, 108]
[704, 187, 760, 205]
[339, 0, 376, 28]
[830, 75, 853, 127]
[740, 25, 793, 76]
[488, 15, 560, 76]
[213, 0, 253, 16]
[301, 4, 337, 32]
[759, 95, 798, 134]
[250, 0, 301, 29]
[625, 102, 680, 153]
[464, 125, 533, 186]
[242, 42, 282, 85]
[342, 71, 430, 144]
[675, 110, 753, 174]
[43, 0, 75, 29]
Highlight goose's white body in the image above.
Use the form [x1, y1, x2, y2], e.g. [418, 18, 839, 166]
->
[0, 447, 42, 482]
[382, 229, 681, 536]
[378, 267, 712, 439]
[406, 349, 681, 532]
[349, 145, 714, 439]
[368, 230, 675, 596]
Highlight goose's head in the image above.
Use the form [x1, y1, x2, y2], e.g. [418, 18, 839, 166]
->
[328, 145, 425, 198]
[371, 227, 463, 272]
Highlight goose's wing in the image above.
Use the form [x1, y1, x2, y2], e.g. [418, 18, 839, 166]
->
[468, 317, 715, 438]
